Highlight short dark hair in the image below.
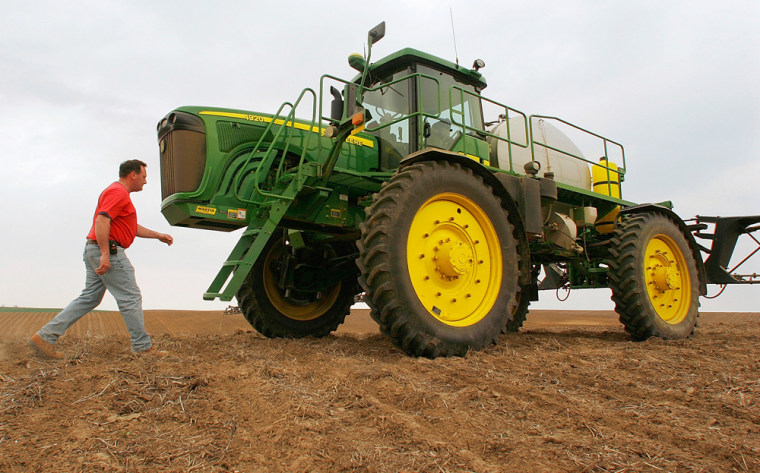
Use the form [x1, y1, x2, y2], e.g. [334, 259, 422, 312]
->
[119, 159, 147, 178]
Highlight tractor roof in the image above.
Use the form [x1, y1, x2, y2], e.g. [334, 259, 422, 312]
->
[363, 48, 488, 90]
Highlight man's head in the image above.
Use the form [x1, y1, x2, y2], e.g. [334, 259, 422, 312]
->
[119, 159, 148, 192]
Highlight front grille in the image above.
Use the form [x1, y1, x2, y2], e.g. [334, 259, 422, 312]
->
[158, 112, 206, 201]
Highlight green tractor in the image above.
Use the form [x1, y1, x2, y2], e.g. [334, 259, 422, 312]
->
[157, 22, 759, 357]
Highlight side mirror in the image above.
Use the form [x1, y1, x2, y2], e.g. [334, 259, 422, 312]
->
[368, 22, 385, 45]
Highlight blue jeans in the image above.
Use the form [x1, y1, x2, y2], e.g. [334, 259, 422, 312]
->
[37, 243, 152, 352]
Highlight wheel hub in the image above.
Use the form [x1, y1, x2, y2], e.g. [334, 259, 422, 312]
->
[649, 252, 680, 292]
[436, 240, 473, 277]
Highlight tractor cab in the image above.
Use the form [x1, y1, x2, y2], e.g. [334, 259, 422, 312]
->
[349, 49, 490, 170]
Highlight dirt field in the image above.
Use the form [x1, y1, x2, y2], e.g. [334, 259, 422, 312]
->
[1, 309, 758, 472]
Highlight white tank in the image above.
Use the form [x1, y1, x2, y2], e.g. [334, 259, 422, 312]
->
[488, 118, 591, 190]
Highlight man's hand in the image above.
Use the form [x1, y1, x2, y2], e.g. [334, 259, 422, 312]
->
[158, 233, 173, 246]
[137, 225, 173, 246]
[96, 253, 111, 275]
[93, 215, 112, 275]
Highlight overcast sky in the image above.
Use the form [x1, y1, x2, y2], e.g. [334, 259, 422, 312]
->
[1, 1, 758, 312]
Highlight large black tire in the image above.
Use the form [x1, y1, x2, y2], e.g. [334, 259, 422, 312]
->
[608, 212, 700, 340]
[505, 287, 530, 333]
[357, 161, 519, 358]
[505, 264, 539, 333]
[236, 235, 355, 338]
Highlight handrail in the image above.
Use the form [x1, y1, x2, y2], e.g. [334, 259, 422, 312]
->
[232, 88, 318, 203]
[448, 86, 529, 172]
[529, 115, 626, 198]
[314, 71, 626, 200]
[318, 73, 352, 162]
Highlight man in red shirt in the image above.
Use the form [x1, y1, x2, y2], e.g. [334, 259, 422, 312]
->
[30, 160, 173, 358]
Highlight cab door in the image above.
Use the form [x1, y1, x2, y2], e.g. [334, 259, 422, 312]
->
[416, 64, 485, 154]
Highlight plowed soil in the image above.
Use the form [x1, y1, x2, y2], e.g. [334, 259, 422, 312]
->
[1, 309, 758, 472]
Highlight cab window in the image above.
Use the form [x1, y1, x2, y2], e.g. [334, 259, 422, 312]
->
[362, 69, 414, 169]
[417, 64, 483, 151]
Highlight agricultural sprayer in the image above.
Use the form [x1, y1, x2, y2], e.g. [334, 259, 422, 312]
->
[157, 22, 759, 357]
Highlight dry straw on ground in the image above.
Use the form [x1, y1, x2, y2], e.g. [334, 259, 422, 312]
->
[1, 311, 758, 472]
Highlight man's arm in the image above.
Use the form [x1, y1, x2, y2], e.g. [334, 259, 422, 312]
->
[94, 214, 112, 275]
[137, 224, 173, 246]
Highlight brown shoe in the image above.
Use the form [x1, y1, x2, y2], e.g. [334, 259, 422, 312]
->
[29, 333, 64, 359]
[133, 346, 169, 357]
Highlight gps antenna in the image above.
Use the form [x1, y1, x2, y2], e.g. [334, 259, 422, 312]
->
[450, 8, 459, 66]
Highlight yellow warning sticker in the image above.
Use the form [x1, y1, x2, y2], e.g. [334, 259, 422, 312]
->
[195, 205, 217, 216]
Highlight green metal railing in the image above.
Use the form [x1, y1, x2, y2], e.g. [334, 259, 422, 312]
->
[444, 86, 626, 198]
[447, 85, 529, 171]
[232, 88, 318, 203]
[529, 115, 626, 198]
[252, 69, 627, 202]
[324, 72, 523, 164]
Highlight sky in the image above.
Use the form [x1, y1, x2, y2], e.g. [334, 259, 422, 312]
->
[1, 0, 758, 312]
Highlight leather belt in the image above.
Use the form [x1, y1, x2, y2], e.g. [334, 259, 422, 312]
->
[86, 239, 123, 248]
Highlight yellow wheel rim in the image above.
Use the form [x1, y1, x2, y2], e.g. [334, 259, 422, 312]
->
[406, 192, 502, 327]
[644, 234, 691, 324]
[262, 241, 341, 321]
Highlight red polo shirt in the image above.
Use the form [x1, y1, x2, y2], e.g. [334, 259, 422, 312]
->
[86, 182, 137, 248]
